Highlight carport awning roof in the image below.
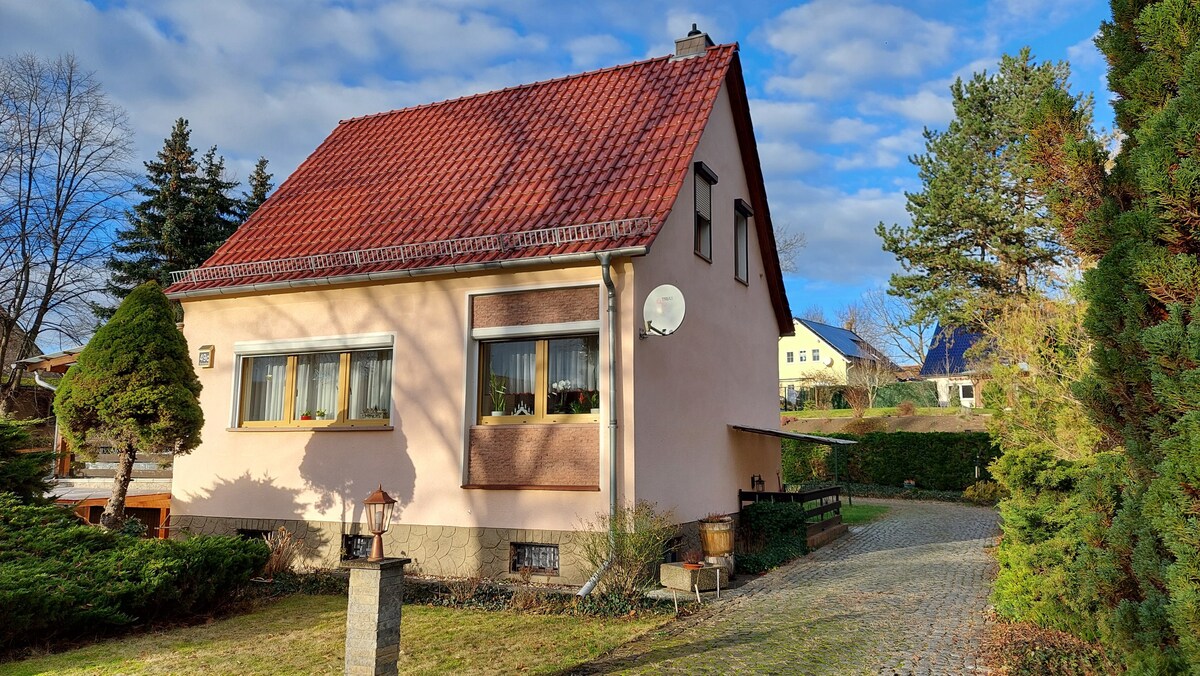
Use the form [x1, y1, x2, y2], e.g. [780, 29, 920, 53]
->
[730, 424, 857, 445]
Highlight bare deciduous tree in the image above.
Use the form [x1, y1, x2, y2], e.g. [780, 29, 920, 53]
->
[774, 224, 806, 274]
[854, 288, 934, 367]
[799, 304, 827, 324]
[0, 53, 133, 412]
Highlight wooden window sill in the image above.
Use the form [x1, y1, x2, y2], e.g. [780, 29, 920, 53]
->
[226, 425, 394, 432]
[461, 484, 601, 491]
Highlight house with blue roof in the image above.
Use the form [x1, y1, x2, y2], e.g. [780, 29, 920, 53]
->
[778, 317, 894, 405]
[918, 324, 985, 408]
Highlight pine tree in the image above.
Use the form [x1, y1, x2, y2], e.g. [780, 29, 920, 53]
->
[877, 49, 1086, 328]
[240, 156, 273, 221]
[54, 281, 201, 529]
[98, 120, 256, 318]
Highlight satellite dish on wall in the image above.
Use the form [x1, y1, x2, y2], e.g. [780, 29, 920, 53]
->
[823, 357, 834, 367]
[641, 284, 686, 338]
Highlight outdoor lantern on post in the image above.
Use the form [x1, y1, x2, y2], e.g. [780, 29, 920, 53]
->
[750, 474, 765, 492]
[363, 484, 397, 561]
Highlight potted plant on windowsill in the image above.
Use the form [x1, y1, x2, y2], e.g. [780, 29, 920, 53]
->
[315, 409, 327, 420]
[299, 411, 314, 421]
[589, 391, 600, 414]
[488, 372, 507, 416]
[698, 513, 734, 558]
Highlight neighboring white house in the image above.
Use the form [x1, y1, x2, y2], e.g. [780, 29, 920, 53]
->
[919, 324, 984, 408]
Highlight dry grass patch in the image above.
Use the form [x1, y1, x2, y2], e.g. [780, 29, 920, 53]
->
[0, 594, 668, 676]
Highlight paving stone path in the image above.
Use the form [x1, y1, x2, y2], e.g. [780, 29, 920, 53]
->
[573, 498, 1000, 675]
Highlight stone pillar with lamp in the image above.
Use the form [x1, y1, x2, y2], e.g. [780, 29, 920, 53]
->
[342, 485, 410, 676]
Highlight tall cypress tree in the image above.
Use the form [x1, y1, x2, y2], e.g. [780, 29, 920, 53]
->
[877, 49, 1084, 328]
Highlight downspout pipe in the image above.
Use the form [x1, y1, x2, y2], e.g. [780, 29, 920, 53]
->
[579, 253, 619, 597]
[30, 370, 62, 481]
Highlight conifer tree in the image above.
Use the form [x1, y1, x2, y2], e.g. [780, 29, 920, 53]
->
[877, 49, 1085, 328]
[1023, 0, 1200, 668]
[54, 282, 201, 529]
[240, 156, 273, 221]
[98, 120, 263, 318]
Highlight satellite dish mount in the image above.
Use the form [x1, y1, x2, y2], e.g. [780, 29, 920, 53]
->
[640, 284, 686, 339]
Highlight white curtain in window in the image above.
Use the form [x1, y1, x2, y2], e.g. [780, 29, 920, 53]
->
[487, 340, 537, 395]
[349, 349, 392, 419]
[547, 336, 599, 391]
[244, 356, 286, 421]
[295, 352, 340, 418]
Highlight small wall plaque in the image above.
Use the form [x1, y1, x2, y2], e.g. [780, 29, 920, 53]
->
[197, 345, 214, 368]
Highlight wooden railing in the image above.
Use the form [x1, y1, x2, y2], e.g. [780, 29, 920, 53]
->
[738, 486, 842, 537]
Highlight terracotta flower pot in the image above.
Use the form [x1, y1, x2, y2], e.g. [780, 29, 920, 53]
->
[682, 562, 704, 570]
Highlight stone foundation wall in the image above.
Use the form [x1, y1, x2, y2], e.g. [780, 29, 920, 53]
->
[171, 514, 593, 584]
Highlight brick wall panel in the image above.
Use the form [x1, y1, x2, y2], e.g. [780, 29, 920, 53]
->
[467, 424, 600, 488]
[472, 287, 599, 328]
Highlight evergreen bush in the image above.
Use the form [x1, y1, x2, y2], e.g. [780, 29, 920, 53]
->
[736, 502, 809, 575]
[0, 417, 53, 503]
[0, 494, 268, 651]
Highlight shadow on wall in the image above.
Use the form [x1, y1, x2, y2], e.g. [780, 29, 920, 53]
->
[298, 417, 416, 541]
[173, 471, 330, 557]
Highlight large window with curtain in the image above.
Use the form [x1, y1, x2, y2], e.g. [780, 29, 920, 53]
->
[238, 348, 392, 427]
[479, 335, 599, 424]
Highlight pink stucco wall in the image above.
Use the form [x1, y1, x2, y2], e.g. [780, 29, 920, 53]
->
[173, 267, 617, 533]
[630, 81, 783, 520]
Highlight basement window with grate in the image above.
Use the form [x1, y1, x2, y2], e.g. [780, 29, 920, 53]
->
[510, 542, 560, 575]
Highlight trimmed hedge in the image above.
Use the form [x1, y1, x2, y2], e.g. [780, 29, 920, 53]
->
[736, 502, 809, 574]
[0, 494, 269, 651]
[783, 431, 1001, 491]
[873, 381, 939, 408]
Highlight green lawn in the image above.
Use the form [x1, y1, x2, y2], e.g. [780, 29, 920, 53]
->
[783, 406, 994, 418]
[0, 595, 668, 676]
[839, 503, 889, 524]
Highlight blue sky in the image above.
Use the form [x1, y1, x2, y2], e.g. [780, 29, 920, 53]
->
[1, 0, 1113, 326]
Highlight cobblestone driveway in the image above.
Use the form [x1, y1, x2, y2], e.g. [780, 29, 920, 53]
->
[573, 499, 1000, 675]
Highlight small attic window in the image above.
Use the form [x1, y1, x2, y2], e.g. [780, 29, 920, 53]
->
[694, 162, 717, 261]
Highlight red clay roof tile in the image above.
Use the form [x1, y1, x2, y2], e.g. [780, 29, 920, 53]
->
[167, 45, 738, 293]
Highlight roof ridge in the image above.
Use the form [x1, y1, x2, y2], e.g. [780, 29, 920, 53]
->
[338, 43, 737, 126]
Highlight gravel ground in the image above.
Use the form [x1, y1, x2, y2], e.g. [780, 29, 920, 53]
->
[572, 498, 1001, 675]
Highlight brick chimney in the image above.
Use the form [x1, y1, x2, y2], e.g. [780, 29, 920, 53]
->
[673, 23, 715, 60]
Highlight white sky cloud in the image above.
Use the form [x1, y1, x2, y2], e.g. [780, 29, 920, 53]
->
[763, 0, 956, 98]
[860, 89, 954, 126]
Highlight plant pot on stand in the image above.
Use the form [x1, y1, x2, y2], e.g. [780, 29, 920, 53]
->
[699, 515, 735, 576]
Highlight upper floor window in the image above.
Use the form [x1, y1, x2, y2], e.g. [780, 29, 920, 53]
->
[812, 349, 820, 361]
[798, 353, 807, 362]
[786, 351, 794, 363]
[694, 162, 718, 261]
[239, 348, 392, 427]
[734, 199, 752, 284]
[480, 335, 599, 424]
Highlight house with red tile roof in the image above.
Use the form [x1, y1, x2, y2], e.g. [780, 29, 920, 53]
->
[164, 28, 792, 583]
